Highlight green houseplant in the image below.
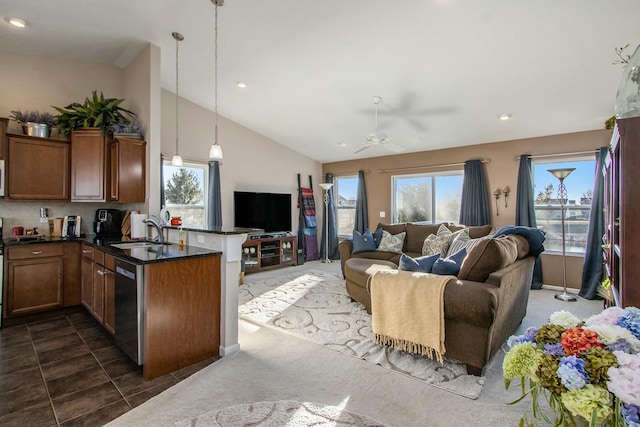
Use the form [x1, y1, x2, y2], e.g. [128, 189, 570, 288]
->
[52, 90, 135, 137]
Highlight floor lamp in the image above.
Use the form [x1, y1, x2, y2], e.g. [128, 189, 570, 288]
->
[548, 168, 577, 302]
[319, 183, 333, 263]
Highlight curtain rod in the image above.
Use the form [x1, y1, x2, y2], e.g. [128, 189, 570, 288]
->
[513, 150, 599, 161]
[377, 159, 489, 174]
[328, 169, 371, 177]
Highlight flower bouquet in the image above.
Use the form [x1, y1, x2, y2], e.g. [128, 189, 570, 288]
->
[503, 307, 640, 426]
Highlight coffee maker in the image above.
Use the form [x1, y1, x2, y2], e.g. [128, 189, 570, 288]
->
[94, 209, 123, 237]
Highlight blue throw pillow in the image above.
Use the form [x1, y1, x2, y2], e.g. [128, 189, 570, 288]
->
[431, 248, 467, 276]
[372, 227, 383, 248]
[398, 253, 441, 273]
[352, 229, 377, 254]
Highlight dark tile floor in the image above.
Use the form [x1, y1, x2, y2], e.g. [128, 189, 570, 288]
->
[0, 310, 217, 427]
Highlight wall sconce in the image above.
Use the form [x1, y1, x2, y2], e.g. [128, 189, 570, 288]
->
[503, 186, 510, 208]
[494, 188, 502, 216]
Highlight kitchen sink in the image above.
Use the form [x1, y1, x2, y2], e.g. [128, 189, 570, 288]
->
[110, 241, 173, 249]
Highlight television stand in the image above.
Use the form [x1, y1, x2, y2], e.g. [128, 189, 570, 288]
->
[242, 235, 297, 274]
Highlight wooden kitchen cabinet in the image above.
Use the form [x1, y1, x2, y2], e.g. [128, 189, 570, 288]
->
[103, 253, 116, 334]
[0, 117, 7, 159]
[4, 244, 64, 317]
[80, 244, 115, 333]
[71, 130, 146, 202]
[6, 134, 70, 200]
[80, 244, 94, 312]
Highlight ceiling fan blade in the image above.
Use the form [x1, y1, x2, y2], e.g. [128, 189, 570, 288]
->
[354, 145, 371, 154]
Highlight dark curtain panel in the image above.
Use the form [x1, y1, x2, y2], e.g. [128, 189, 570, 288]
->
[207, 160, 222, 228]
[515, 154, 543, 288]
[319, 173, 339, 260]
[160, 155, 166, 209]
[354, 170, 368, 233]
[459, 159, 490, 226]
[580, 147, 608, 299]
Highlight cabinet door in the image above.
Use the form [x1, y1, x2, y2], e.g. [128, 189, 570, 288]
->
[81, 255, 94, 312]
[7, 135, 70, 200]
[103, 265, 116, 335]
[92, 264, 105, 323]
[6, 258, 64, 316]
[110, 138, 146, 202]
[71, 129, 106, 201]
[0, 118, 7, 159]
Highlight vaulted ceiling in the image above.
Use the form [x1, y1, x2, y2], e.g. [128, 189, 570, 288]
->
[1, 1, 639, 163]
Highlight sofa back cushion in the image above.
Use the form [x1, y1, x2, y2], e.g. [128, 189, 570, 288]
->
[447, 224, 493, 239]
[458, 236, 519, 282]
[405, 223, 442, 253]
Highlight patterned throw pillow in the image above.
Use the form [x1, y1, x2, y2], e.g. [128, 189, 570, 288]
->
[376, 230, 406, 254]
[446, 230, 494, 257]
[421, 224, 467, 256]
[352, 229, 377, 254]
[398, 252, 441, 273]
[431, 247, 467, 276]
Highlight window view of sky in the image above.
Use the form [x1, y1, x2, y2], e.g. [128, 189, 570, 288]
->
[532, 160, 595, 204]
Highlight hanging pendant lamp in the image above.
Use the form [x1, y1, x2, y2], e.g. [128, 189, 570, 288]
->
[171, 31, 184, 167]
[209, 0, 224, 161]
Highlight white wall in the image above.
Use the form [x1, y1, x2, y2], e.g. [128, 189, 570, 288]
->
[160, 89, 323, 233]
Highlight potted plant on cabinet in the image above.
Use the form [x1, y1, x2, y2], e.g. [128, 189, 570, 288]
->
[9, 110, 57, 138]
[52, 90, 135, 138]
[108, 119, 144, 140]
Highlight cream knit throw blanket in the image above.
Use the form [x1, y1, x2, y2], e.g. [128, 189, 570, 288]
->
[369, 270, 454, 364]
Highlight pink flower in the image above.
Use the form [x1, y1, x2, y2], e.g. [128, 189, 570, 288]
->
[585, 307, 626, 327]
[607, 351, 640, 406]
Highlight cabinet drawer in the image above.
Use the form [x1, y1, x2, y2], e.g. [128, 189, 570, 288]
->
[81, 244, 94, 260]
[8, 244, 64, 260]
[94, 249, 105, 266]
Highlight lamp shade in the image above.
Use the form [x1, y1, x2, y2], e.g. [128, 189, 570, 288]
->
[548, 168, 575, 180]
[319, 183, 333, 191]
[171, 154, 183, 167]
[209, 144, 223, 160]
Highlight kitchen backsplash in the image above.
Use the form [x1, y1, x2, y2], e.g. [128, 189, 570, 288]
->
[0, 200, 144, 239]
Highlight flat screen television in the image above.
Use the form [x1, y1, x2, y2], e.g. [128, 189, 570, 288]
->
[234, 191, 292, 233]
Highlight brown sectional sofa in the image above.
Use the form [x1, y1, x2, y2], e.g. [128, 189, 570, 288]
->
[338, 222, 535, 375]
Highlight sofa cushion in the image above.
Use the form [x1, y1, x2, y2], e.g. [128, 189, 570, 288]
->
[422, 225, 465, 256]
[377, 223, 407, 236]
[448, 224, 493, 239]
[398, 252, 441, 273]
[458, 236, 519, 282]
[344, 258, 397, 288]
[446, 229, 493, 257]
[432, 247, 467, 275]
[352, 230, 377, 253]
[404, 223, 442, 253]
[507, 235, 530, 259]
[377, 230, 406, 254]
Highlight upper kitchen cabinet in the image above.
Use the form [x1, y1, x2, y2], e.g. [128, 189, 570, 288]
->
[0, 117, 7, 159]
[71, 130, 146, 203]
[6, 134, 70, 200]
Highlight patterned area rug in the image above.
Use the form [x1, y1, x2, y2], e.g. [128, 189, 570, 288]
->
[238, 270, 485, 399]
[174, 400, 387, 427]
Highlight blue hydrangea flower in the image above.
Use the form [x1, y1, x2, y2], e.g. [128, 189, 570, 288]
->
[543, 342, 565, 356]
[606, 338, 634, 354]
[524, 326, 539, 342]
[557, 355, 588, 390]
[622, 403, 640, 427]
[617, 308, 640, 339]
[507, 335, 528, 348]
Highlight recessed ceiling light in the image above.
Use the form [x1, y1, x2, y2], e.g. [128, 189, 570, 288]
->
[237, 82, 247, 88]
[8, 18, 27, 28]
[498, 113, 512, 121]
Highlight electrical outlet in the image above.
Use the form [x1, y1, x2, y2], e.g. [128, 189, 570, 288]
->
[197, 235, 205, 244]
[380, 211, 386, 218]
[40, 217, 49, 223]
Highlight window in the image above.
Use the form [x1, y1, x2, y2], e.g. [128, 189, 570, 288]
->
[532, 158, 596, 254]
[335, 175, 358, 236]
[162, 160, 208, 228]
[392, 172, 464, 224]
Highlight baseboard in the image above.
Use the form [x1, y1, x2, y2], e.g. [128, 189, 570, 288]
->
[220, 343, 241, 356]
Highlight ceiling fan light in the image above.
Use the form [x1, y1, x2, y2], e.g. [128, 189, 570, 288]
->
[209, 143, 223, 160]
[171, 154, 183, 167]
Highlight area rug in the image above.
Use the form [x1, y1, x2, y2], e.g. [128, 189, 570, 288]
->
[174, 400, 388, 427]
[238, 270, 485, 399]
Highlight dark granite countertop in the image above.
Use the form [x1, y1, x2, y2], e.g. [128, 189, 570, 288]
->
[2, 235, 222, 265]
[161, 225, 260, 235]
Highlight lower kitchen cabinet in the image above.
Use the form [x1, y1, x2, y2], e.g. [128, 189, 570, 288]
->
[4, 244, 64, 317]
[80, 244, 115, 334]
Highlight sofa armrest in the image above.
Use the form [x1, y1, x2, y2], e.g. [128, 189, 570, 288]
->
[338, 239, 354, 277]
[444, 280, 498, 329]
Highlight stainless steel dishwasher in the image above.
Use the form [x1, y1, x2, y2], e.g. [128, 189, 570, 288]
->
[114, 257, 145, 365]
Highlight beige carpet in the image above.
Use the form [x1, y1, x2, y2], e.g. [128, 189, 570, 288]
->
[238, 270, 484, 399]
[174, 400, 388, 426]
[105, 261, 602, 427]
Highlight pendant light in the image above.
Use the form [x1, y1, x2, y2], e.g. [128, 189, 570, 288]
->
[209, 0, 224, 161]
[171, 31, 184, 167]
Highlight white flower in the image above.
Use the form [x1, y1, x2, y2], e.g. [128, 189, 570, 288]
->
[549, 310, 581, 329]
[584, 324, 640, 351]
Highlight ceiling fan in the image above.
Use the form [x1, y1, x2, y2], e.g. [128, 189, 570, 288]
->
[355, 96, 406, 154]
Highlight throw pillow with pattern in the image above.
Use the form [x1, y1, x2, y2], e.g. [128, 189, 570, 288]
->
[376, 230, 406, 254]
[421, 225, 467, 256]
[446, 229, 494, 257]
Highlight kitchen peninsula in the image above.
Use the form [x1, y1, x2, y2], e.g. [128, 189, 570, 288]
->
[2, 237, 222, 380]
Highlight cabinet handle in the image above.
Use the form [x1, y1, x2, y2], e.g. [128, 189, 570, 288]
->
[32, 251, 43, 255]
[97, 269, 105, 275]
[82, 250, 91, 254]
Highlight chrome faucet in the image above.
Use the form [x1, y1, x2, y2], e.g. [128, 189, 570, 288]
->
[142, 217, 165, 244]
